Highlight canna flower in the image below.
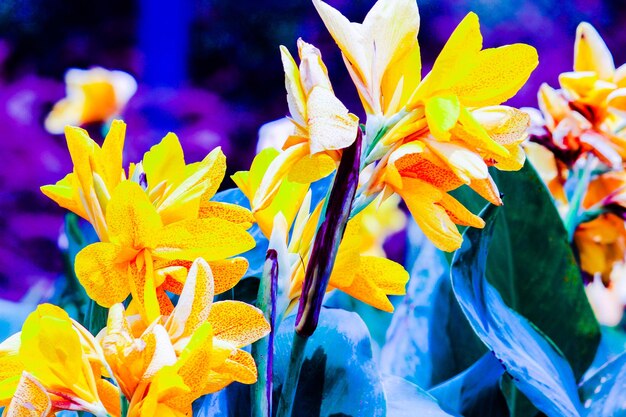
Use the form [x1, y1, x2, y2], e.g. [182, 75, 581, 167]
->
[251, 39, 359, 212]
[358, 193, 407, 257]
[74, 180, 255, 322]
[529, 23, 626, 170]
[41, 120, 244, 241]
[315, 0, 537, 251]
[45, 67, 137, 134]
[42, 121, 255, 322]
[0, 304, 120, 417]
[99, 258, 270, 416]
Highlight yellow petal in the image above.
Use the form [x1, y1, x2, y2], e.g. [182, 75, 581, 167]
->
[107, 181, 163, 249]
[425, 139, 489, 183]
[208, 301, 270, 348]
[96, 378, 121, 417]
[331, 256, 409, 312]
[128, 251, 161, 323]
[101, 120, 126, 188]
[425, 95, 461, 140]
[199, 201, 254, 229]
[20, 304, 100, 405]
[40, 173, 89, 220]
[165, 258, 215, 341]
[153, 218, 255, 262]
[287, 152, 337, 183]
[439, 192, 487, 227]
[307, 86, 359, 154]
[251, 143, 309, 212]
[157, 147, 226, 224]
[451, 107, 510, 158]
[382, 41, 421, 115]
[362, 0, 420, 109]
[143, 133, 186, 193]
[413, 12, 482, 101]
[75, 243, 131, 308]
[280, 45, 307, 126]
[209, 258, 249, 294]
[451, 44, 538, 106]
[0, 333, 23, 384]
[398, 178, 464, 252]
[574, 22, 615, 81]
[312, 0, 369, 89]
[328, 218, 364, 288]
[5, 372, 51, 417]
[471, 106, 530, 146]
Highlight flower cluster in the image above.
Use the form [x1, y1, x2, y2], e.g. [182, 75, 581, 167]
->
[0, 0, 544, 415]
[526, 22, 626, 324]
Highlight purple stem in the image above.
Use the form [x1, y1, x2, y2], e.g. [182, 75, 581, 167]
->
[295, 129, 362, 337]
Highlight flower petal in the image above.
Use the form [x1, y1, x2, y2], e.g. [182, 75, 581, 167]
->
[451, 43, 538, 106]
[153, 218, 255, 262]
[5, 372, 51, 417]
[75, 243, 131, 308]
[199, 201, 254, 229]
[307, 86, 359, 154]
[165, 258, 215, 341]
[574, 22, 615, 81]
[208, 301, 270, 348]
[107, 181, 163, 249]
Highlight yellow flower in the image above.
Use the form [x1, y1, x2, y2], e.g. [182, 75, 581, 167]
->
[45, 67, 137, 134]
[99, 258, 270, 416]
[251, 39, 359, 212]
[41, 120, 242, 241]
[0, 304, 120, 417]
[74, 180, 255, 323]
[314, 1, 537, 251]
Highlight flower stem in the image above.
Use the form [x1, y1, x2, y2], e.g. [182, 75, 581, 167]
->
[251, 250, 279, 417]
[275, 129, 362, 417]
[275, 332, 309, 417]
[564, 156, 595, 241]
[85, 298, 109, 335]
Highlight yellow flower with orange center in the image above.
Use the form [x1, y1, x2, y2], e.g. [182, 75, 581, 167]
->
[99, 258, 270, 417]
[42, 121, 256, 322]
[45, 67, 137, 134]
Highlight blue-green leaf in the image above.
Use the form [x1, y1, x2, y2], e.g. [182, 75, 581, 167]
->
[451, 204, 584, 417]
[273, 308, 385, 417]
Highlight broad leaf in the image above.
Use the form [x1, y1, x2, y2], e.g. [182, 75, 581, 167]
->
[383, 375, 457, 417]
[273, 308, 386, 417]
[450, 162, 599, 381]
[451, 204, 584, 417]
[429, 353, 508, 417]
[380, 221, 484, 387]
[580, 351, 626, 416]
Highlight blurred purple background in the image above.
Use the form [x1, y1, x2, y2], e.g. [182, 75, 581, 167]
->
[0, 0, 625, 303]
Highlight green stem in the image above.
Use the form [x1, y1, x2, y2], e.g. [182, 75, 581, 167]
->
[85, 298, 109, 335]
[251, 251, 278, 417]
[275, 333, 309, 417]
[564, 157, 595, 241]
